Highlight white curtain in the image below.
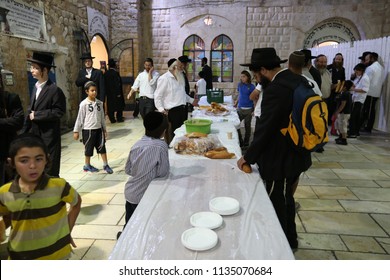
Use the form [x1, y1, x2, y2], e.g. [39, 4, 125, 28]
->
[311, 37, 390, 132]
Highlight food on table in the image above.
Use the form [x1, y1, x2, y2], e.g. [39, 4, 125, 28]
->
[204, 147, 235, 159]
[242, 163, 252, 173]
[205, 102, 229, 115]
[174, 135, 221, 155]
[185, 132, 208, 138]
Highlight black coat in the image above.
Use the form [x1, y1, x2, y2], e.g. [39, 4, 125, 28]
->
[309, 66, 322, 89]
[0, 92, 24, 159]
[75, 68, 105, 101]
[244, 69, 312, 180]
[104, 68, 125, 112]
[23, 79, 66, 177]
[202, 64, 213, 89]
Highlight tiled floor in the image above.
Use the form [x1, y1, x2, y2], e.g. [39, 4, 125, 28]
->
[1, 111, 390, 260]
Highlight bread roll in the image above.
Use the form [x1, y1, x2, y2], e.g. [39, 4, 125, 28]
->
[242, 163, 252, 173]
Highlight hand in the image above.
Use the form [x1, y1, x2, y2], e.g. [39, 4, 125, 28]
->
[192, 99, 199, 107]
[73, 132, 79, 140]
[85, 74, 91, 79]
[104, 131, 108, 140]
[70, 236, 77, 248]
[149, 66, 154, 73]
[29, 111, 34, 120]
[161, 109, 168, 115]
[127, 92, 132, 100]
[237, 156, 247, 171]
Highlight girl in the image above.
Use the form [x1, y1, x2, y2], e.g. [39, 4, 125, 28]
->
[235, 70, 255, 147]
[0, 134, 81, 259]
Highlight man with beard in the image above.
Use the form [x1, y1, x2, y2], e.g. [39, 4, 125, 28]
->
[361, 52, 384, 133]
[314, 54, 332, 100]
[237, 48, 312, 250]
[327, 53, 346, 125]
[154, 58, 198, 143]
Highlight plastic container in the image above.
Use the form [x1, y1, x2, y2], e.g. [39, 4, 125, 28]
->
[184, 119, 212, 134]
[207, 89, 224, 103]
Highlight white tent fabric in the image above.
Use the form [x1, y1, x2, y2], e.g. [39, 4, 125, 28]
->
[310, 37, 390, 132]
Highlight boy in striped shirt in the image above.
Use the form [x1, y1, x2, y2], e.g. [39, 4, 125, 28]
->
[117, 111, 169, 239]
[0, 134, 81, 259]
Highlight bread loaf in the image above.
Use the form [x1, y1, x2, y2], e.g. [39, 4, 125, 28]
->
[242, 163, 252, 173]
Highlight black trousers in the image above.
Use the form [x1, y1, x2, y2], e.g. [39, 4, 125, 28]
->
[167, 105, 187, 142]
[265, 176, 299, 249]
[139, 97, 156, 119]
[124, 201, 138, 228]
[362, 96, 378, 131]
[349, 102, 363, 136]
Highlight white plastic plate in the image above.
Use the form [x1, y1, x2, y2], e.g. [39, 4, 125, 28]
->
[209, 196, 240, 215]
[190, 211, 223, 229]
[181, 227, 218, 251]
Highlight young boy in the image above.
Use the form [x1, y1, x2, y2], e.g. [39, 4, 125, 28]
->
[117, 111, 169, 239]
[334, 80, 353, 145]
[73, 81, 113, 174]
[0, 133, 81, 259]
[194, 70, 207, 97]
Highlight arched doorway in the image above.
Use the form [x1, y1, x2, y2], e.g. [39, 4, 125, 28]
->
[303, 17, 361, 48]
[90, 34, 109, 73]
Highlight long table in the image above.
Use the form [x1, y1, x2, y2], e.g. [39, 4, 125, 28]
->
[109, 122, 294, 260]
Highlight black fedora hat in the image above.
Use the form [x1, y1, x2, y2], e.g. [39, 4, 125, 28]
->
[358, 51, 371, 60]
[178, 55, 192, 63]
[240, 48, 287, 69]
[300, 49, 316, 63]
[80, 52, 95, 60]
[108, 58, 117, 67]
[27, 52, 56, 68]
[167, 58, 177, 67]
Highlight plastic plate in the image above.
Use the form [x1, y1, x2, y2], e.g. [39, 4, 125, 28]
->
[181, 227, 218, 251]
[190, 211, 223, 229]
[209, 197, 240, 215]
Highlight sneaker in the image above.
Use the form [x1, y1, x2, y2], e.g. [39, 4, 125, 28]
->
[83, 165, 99, 172]
[104, 165, 114, 174]
[347, 134, 357, 138]
[336, 138, 348, 145]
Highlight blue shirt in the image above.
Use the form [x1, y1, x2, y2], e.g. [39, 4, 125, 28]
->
[237, 82, 255, 108]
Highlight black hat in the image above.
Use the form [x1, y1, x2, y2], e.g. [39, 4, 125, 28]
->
[178, 55, 192, 63]
[167, 58, 177, 67]
[108, 58, 116, 67]
[371, 52, 379, 60]
[80, 52, 95, 60]
[144, 111, 165, 131]
[300, 49, 316, 63]
[240, 48, 287, 69]
[358, 51, 371, 60]
[27, 52, 56, 68]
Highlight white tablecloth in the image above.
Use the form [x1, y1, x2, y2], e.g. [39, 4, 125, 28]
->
[109, 123, 294, 260]
[198, 95, 233, 106]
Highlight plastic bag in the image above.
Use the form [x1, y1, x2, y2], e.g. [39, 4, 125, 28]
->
[173, 135, 223, 155]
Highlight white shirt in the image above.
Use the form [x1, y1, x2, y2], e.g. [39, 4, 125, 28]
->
[196, 78, 207, 96]
[73, 98, 106, 132]
[154, 71, 194, 112]
[352, 73, 370, 104]
[365, 61, 384, 98]
[319, 69, 332, 99]
[131, 70, 160, 98]
[253, 84, 263, 117]
[34, 80, 48, 100]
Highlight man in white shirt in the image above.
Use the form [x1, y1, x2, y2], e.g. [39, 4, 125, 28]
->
[314, 54, 332, 99]
[362, 52, 384, 133]
[154, 58, 198, 143]
[128, 58, 160, 119]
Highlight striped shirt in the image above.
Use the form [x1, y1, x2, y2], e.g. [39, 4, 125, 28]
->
[0, 175, 79, 260]
[124, 135, 170, 204]
[73, 98, 106, 132]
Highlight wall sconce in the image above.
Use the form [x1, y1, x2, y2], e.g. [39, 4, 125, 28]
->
[204, 16, 213, 26]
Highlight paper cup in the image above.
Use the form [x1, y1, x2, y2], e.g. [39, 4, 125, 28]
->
[227, 132, 233, 139]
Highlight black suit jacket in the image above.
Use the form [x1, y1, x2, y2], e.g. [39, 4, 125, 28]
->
[75, 68, 105, 101]
[104, 68, 125, 111]
[202, 64, 213, 89]
[244, 69, 312, 180]
[23, 79, 66, 177]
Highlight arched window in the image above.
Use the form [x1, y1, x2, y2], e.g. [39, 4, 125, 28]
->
[183, 35, 205, 81]
[211, 35, 233, 83]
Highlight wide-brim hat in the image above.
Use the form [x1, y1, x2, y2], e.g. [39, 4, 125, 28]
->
[167, 58, 177, 67]
[300, 49, 316, 63]
[108, 58, 117, 67]
[240, 48, 287, 69]
[358, 51, 371, 60]
[27, 52, 56, 68]
[80, 52, 95, 60]
[178, 55, 192, 63]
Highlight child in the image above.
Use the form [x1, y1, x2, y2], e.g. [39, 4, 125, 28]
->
[73, 81, 113, 174]
[334, 80, 353, 145]
[0, 133, 81, 259]
[235, 70, 255, 147]
[194, 70, 206, 97]
[117, 111, 169, 239]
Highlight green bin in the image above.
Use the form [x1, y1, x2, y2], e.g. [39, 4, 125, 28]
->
[207, 89, 224, 103]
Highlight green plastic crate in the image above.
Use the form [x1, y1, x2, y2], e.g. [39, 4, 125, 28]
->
[207, 89, 224, 103]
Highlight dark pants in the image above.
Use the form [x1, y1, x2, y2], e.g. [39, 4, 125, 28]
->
[108, 110, 123, 123]
[349, 102, 363, 136]
[265, 176, 299, 249]
[0, 160, 5, 186]
[326, 92, 337, 125]
[133, 98, 140, 117]
[139, 97, 156, 119]
[237, 108, 253, 146]
[167, 105, 187, 143]
[124, 201, 138, 228]
[362, 96, 378, 132]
